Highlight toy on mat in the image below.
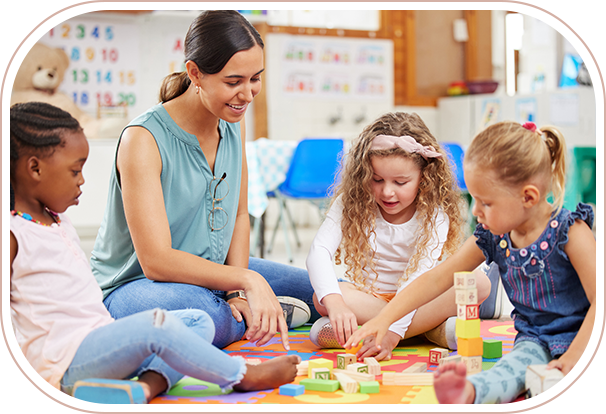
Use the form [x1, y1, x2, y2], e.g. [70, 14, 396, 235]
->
[311, 367, 331, 380]
[332, 368, 375, 382]
[525, 364, 564, 397]
[279, 383, 305, 396]
[429, 348, 449, 365]
[454, 271, 483, 374]
[300, 378, 340, 392]
[483, 339, 503, 359]
[337, 353, 356, 369]
[363, 357, 381, 375]
[402, 362, 427, 373]
[296, 360, 308, 376]
[439, 355, 462, 366]
[347, 362, 369, 373]
[333, 371, 359, 393]
[307, 358, 333, 377]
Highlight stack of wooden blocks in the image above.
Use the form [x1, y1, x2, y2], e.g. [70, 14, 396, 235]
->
[454, 271, 483, 375]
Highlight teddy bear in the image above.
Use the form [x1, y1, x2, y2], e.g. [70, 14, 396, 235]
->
[11, 42, 126, 139]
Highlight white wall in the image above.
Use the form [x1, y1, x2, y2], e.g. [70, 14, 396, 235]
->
[437, 87, 596, 148]
[47, 10, 595, 233]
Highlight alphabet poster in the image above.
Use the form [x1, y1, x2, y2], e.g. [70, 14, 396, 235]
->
[273, 34, 393, 101]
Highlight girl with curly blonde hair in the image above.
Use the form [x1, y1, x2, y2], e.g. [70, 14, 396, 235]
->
[307, 112, 491, 360]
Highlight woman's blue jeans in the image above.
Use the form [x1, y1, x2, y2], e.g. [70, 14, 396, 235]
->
[60, 309, 246, 395]
[103, 257, 320, 348]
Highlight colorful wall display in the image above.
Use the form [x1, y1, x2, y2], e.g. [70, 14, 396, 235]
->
[38, 17, 140, 115]
[273, 34, 392, 102]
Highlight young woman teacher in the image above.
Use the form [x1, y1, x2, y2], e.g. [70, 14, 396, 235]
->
[91, 10, 319, 350]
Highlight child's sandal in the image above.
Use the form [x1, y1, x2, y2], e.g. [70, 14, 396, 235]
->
[72, 378, 146, 404]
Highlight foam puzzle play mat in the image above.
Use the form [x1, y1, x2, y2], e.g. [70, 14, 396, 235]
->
[149, 319, 517, 405]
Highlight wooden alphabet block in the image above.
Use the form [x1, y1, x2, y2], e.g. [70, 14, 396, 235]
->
[347, 363, 369, 374]
[454, 271, 477, 289]
[308, 358, 333, 377]
[439, 355, 462, 366]
[300, 378, 340, 392]
[403, 362, 427, 373]
[429, 348, 450, 365]
[333, 372, 359, 393]
[525, 364, 564, 397]
[483, 339, 503, 359]
[279, 383, 305, 396]
[363, 357, 381, 375]
[455, 288, 478, 305]
[455, 318, 481, 338]
[332, 368, 375, 382]
[461, 355, 482, 374]
[457, 337, 484, 357]
[311, 367, 331, 380]
[457, 304, 480, 320]
[296, 360, 308, 376]
[337, 353, 357, 369]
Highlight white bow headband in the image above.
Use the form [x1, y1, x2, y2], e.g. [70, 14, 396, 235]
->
[370, 135, 442, 160]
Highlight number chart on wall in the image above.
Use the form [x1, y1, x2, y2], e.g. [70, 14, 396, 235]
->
[39, 17, 140, 115]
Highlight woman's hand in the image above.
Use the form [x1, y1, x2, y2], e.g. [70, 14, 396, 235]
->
[356, 331, 401, 361]
[242, 272, 290, 349]
[322, 294, 359, 346]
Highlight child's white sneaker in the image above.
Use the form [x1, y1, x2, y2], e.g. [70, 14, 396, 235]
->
[309, 316, 341, 348]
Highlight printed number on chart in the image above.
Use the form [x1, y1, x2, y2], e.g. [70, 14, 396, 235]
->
[50, 24, 114, 41]
[69, 47, 119, 63]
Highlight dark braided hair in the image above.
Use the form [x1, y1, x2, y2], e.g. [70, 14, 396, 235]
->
[10, 102, 82, 209]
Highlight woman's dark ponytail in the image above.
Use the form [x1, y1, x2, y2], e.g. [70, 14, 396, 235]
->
[158, 10, 264, 103]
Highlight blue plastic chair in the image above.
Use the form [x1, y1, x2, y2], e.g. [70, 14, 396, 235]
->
[267, 138, 344, 262]
[441, 142, 476, 235]
[441, 142, 466, 192]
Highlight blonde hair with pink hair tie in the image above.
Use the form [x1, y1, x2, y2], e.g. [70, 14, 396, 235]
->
[370, 134, 443, 159]
[522, 122, 543, 135]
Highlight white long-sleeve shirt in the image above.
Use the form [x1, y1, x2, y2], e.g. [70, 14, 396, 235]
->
[306, 197, 449, 338]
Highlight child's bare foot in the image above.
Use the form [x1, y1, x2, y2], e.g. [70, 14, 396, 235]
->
[138, 370, 169, 402]
[433, 362, 475, 404]
[234, 355, 301, 392]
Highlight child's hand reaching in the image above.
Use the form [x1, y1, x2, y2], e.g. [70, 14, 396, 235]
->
[547, 348, 581, 375]
[322, 294, 359, 346]
[344, 315, 392, 352]
[356, 331, 401, 361]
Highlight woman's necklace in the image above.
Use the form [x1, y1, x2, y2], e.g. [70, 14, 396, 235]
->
[11, 208, 60, 227]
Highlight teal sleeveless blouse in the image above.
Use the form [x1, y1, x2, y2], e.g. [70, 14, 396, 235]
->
[91, 104, 242, 299]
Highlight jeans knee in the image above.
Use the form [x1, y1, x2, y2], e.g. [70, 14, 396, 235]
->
[152, 308, 166, 327]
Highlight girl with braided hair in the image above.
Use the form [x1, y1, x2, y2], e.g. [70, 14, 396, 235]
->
[9, 102, 300, 404]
